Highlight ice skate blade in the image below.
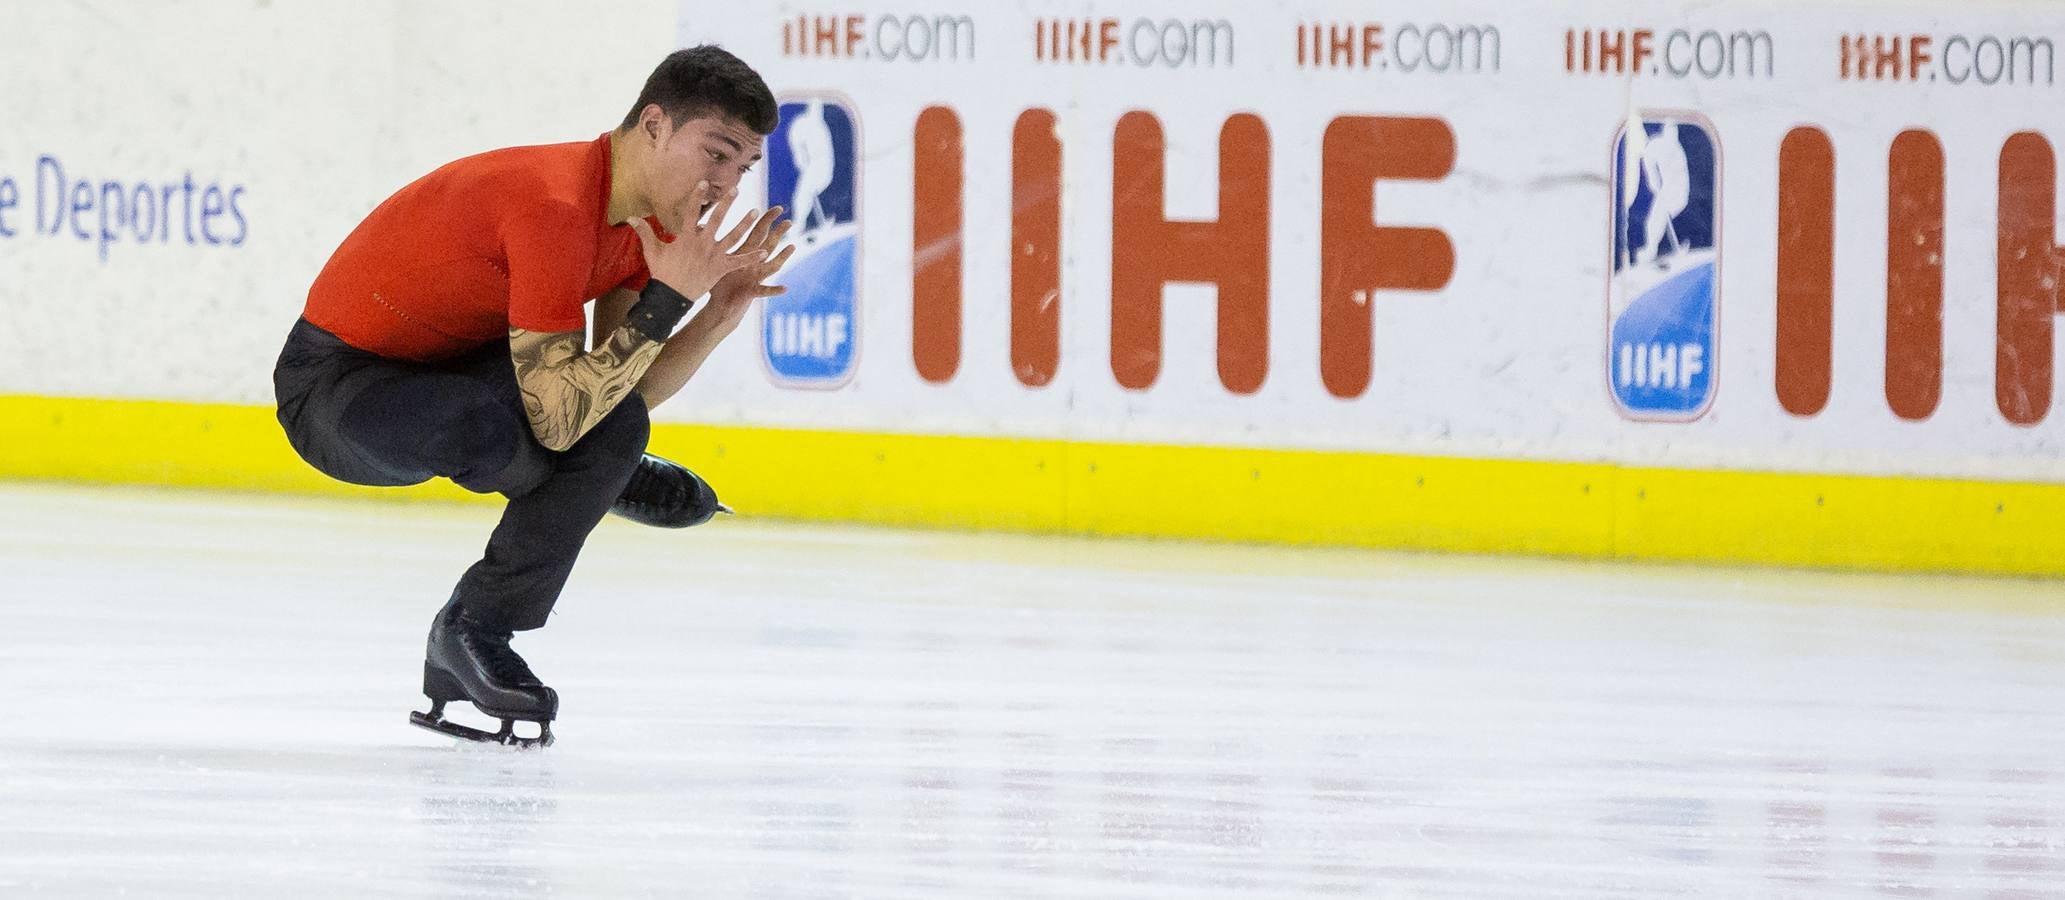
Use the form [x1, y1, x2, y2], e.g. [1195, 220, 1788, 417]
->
[409, 709, 554, 749]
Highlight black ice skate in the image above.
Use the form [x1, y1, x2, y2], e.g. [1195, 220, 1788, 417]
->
[409, 596, 558, 748]
[609, 452, 732, 528]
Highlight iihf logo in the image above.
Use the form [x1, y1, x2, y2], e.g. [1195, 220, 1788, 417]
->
[762, 95, 860, 388]
[1609, 114, 1720, 420]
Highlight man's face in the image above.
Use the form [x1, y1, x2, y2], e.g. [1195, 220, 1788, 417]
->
[644, 111, 765, 235]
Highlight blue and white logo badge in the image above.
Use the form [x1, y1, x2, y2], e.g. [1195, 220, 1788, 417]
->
[762, 96, 860, 388]
[1609, 115, 1720, 420]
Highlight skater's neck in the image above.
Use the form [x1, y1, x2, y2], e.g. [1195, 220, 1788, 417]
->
[606, 132, 651, 226]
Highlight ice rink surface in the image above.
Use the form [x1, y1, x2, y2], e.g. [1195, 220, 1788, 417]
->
[2, 482, 2061, 898]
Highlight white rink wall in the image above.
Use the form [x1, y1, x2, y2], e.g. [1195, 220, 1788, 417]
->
[0, 1, 675, 402]
[2, 0, 2063, 481]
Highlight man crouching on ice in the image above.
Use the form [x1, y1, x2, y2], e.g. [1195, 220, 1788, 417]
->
[271, 46, 794, 747]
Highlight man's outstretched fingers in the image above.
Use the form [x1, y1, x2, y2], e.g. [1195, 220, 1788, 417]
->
[716, 208, 760, 254]
[742, 207, 784, 255]
[676, 181, 712, 232]
[698, 190, 736, 234]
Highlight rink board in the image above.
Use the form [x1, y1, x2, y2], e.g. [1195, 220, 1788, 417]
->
[4, 394, 2060, 576]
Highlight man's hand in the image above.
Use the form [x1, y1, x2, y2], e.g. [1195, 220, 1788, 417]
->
[627, 213, 799, 409]
[626, 183, 781, 300]
[701, 215, 797, 337]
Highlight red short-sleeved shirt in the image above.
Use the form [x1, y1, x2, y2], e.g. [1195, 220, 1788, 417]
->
[303, 133, 652, 361]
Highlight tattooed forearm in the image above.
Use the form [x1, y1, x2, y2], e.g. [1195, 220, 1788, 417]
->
[509, 326, 663, 451]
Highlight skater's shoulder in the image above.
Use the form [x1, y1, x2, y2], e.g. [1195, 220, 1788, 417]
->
[420, 136, 611, 220]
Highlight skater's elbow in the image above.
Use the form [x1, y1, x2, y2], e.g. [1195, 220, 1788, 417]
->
[518, 401, 583, 452]
[528, 420, 577, 452]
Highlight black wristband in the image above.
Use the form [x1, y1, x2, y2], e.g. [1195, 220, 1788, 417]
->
[623, 279, 692, 342]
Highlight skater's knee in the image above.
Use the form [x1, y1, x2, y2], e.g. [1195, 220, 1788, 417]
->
[424, 397, 526, 474]
[335, 386, 516, 480]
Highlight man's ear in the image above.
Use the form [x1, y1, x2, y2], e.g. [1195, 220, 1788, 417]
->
[642, 105, 666, 142]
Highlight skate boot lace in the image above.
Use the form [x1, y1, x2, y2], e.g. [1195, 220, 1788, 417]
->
[622, 457, 688, 513]
[460, 627, 540, 686]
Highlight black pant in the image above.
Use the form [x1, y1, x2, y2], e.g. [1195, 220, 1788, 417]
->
[273, 317, 649, 631]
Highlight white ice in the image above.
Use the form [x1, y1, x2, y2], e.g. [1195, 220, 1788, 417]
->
[2, 482, 2061, 898]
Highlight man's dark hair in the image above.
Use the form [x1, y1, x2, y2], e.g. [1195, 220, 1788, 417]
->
[619, 45, 778, 135]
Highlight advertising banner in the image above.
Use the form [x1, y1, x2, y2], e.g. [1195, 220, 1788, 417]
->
[676, 0, 2065, 483]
